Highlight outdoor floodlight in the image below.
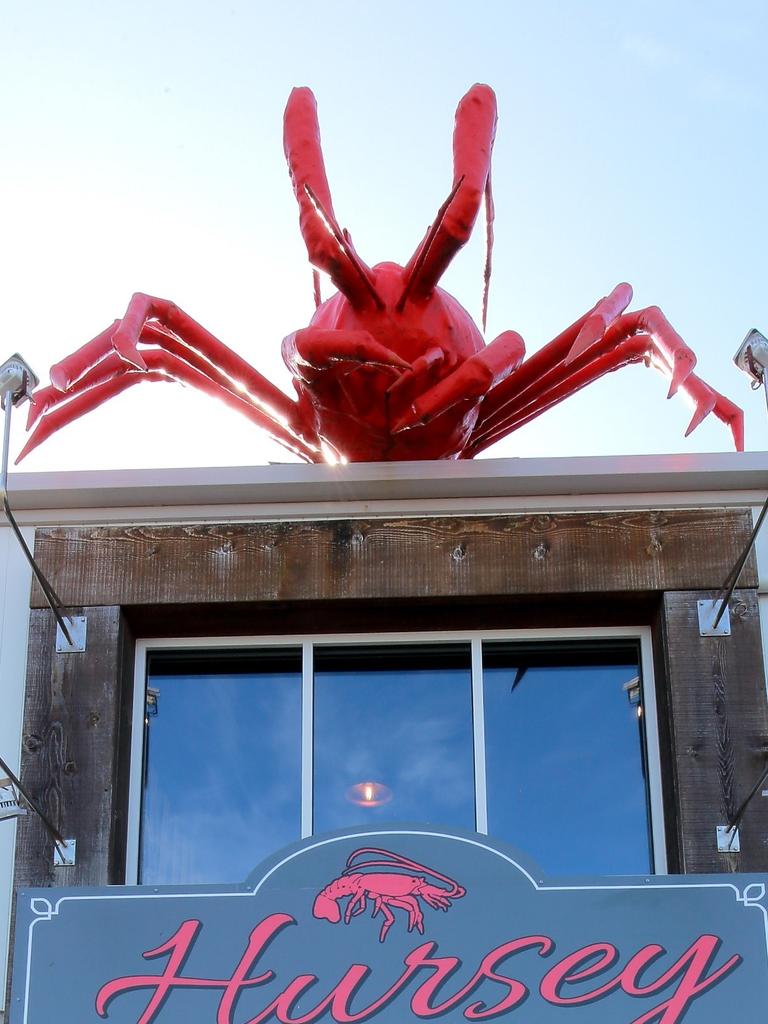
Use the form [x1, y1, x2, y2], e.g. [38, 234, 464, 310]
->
[0, 777, 26, 822]
[0, 353, 38, 408]
[734, 329, 768, 387]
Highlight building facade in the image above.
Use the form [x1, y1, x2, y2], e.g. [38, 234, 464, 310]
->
[2, 452, 768, 1021]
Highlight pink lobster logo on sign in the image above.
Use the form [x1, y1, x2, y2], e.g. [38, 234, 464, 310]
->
[312, 847, 466, 943]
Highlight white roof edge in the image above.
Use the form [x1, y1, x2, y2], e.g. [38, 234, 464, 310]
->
[5, 452, 768, 511]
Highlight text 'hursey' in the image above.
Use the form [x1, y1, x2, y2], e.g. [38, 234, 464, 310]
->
[95, 912, 741, 1024]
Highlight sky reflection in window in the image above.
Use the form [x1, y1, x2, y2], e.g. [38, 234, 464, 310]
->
[139, 641, 655, 885]
[482, 643, 651, 876]
[141, 654, 301, 884]
[313, 645, 475, 833]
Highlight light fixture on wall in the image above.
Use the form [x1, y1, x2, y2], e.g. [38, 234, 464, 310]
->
[0, 775, 26, 822]
[733, 329, 768, 389]
[0, 754, 67, 856]
[346, 781, 393, 807]
[623, 676, 642, 719]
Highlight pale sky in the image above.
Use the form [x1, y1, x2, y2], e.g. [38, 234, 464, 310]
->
[1, 0, 766, 472]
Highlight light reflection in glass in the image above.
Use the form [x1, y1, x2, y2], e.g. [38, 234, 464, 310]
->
[346, 780, 393, 806]
[313, 644, 475, 833]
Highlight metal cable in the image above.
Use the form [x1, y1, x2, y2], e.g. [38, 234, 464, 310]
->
[725, 758, 768, 842]
[712, 492, 768, 630]
[0, 754, 66, 850]
[711, 362, 768, 629]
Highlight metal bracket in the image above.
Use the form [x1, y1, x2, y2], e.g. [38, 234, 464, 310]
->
[716, 825, 740, 853]
[697, 599, 731, 636]
[53, 838, 77, 867]
[55, 616, 87, 653]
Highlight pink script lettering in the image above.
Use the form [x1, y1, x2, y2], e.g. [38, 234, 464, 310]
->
[95, 915, 742, 1024]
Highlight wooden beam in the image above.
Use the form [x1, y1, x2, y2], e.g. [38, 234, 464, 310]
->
[660, 589, 768, 872]
[122, 593, 660, 638]
[13, 607, 133, 889]
[30, 509, 755, 608]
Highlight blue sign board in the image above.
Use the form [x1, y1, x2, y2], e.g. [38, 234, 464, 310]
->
[10, 827, 768, 1022]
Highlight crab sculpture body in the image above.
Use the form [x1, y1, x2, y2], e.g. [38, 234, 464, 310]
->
[20, 85, 743, 464]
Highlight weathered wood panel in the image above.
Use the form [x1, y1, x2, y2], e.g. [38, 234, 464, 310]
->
[13, 607, 132, 889]
[661, 589, 768, 872]
[31, 510, 755, 608]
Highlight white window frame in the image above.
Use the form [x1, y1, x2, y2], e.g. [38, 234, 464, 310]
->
[126, 626, 666, 882]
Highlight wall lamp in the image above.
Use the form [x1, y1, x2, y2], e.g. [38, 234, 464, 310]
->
[734, 329, 768, 389]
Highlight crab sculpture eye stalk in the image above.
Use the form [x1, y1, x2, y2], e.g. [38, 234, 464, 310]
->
[19, 84, 743, 465]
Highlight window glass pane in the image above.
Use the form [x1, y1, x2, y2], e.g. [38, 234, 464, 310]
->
[140, 650, 302, 884]
[482, 642, 651, 876]
[313, 644, 475, 832]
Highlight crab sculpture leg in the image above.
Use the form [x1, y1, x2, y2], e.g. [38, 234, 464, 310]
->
[19, 296, 321, 463]
[464, 299, 745, 456]
[391, 283, 745, 454]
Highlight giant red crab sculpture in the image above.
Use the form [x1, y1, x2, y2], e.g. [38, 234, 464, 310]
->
[19, 85, 743, 464]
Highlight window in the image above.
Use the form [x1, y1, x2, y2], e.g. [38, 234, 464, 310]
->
[138, 649, 302, 884]
[482, 642, 653, 876]
[313, 645, 475, 834]
[128, 629, 665, 885]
